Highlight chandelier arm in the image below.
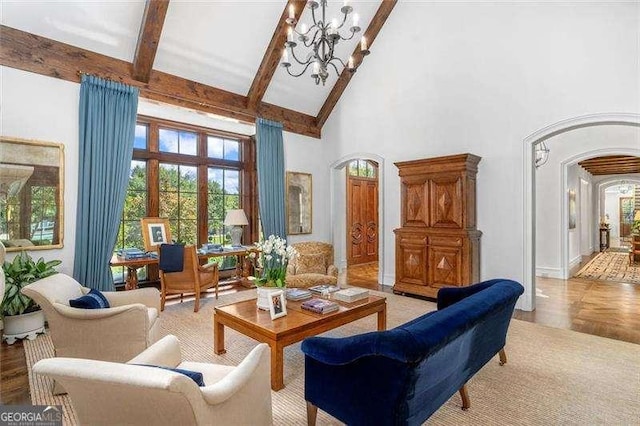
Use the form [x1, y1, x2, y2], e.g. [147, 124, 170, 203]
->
[328, 61, 342, 76]
[340, 30, 356, 42]
[336, 10, 349, 29]
[290, 46, 314, 65]
[329, 56, 347, 68]
[286, 62, 314, 78]
[311, 6, 318, 27]
[294, 22, 318, 37]
[304, 28, 322, 48]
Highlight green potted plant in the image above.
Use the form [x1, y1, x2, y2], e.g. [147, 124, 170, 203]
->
[2, 251, 61, 344]
[250, 235, 297, 310]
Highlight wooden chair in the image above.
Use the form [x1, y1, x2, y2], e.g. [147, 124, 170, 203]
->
[159, 245, 219, 313]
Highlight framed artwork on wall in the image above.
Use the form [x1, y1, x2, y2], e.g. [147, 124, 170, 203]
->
[141, 217, 172, 252]
[286, 171, 312, 235]
[568, 190, 577, 230]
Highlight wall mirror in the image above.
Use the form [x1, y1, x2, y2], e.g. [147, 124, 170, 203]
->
[286, 171, 312, 235]
[0, 137, 64, 252]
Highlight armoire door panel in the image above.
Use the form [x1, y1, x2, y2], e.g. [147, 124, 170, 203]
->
[428, 246, 463, 287]
[402, 178, 429, 227]
[397, 244, 428, 286]
[429, 175, 462, 228]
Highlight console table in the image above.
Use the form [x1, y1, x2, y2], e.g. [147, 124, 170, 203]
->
[599, 227, 610, 252]
[110, 246, 257, 290]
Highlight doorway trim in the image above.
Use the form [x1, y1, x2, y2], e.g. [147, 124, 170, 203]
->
[522, 112, 640, 311]
[595, 177, 640, 250]
[330, 152, 385, 285]
[559, 147, 640, 279]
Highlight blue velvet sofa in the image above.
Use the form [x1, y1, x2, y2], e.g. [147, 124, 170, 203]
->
[301, 279, 524, 426]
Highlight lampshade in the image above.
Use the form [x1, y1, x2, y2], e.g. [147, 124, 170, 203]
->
[635, 210, 640, 221]
[224, 209, 249, 226]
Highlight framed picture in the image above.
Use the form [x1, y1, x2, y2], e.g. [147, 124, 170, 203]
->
[286, 171, 312, 235]
[268, 290, 287, 319]
[141, 217, 172, 252]
[568, 190, 577, 230]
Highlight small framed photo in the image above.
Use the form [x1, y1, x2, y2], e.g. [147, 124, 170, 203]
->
[268, 290, 287, 320]
[141, 217, 172, 252]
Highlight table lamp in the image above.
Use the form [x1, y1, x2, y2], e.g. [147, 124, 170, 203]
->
[224, 209, 249, 247]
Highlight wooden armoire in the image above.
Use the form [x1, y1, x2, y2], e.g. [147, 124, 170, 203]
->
[393, 153, 481, 298]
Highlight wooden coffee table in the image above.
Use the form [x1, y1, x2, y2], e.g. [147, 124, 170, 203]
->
[213, 295, 387, 391]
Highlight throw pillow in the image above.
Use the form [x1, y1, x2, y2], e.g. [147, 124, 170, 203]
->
[159, 243, 185, 273]
[135, 365, 205, 387]
[69, 289, 110, 309]
[297, 253, 326, 274]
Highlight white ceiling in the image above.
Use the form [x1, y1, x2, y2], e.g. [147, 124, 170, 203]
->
[1, 0, 383, 117]
[1, 1, 146, 62]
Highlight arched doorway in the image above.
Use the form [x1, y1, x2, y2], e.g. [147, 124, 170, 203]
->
[330, 153, 385, 286]
[523, 113, 640, 311]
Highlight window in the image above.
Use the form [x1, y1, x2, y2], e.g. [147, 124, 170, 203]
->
[348, 160, 377, 178]
[112, 118, 256, 284]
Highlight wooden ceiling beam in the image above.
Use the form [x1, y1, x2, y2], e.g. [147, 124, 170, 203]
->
[132, 0, 170, 83]
[247, 0, 307, 110]
[316, 0, 398, 128]
[0, 25, 320, 138]
[579, 156, 638, 165]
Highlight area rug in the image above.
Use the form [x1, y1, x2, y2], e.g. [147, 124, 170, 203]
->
[25, 290, 640, 425]
[574, 251, 640, 284]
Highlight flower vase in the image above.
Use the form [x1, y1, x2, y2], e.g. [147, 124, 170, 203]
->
[257, 286, 286, 311]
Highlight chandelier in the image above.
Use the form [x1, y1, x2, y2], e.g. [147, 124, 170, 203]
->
[281, 0, 368, 85]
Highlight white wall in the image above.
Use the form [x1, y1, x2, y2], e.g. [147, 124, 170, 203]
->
[1, 66, 79, 275]
[1, 67, 332, 273]
[564, 164, 592, 272]
[321, 2, 640, 293]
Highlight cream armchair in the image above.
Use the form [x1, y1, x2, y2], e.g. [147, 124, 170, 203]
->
[286, 242, 339, 288]
[33, 335, 273, 426]
[22, 273, 161, 394]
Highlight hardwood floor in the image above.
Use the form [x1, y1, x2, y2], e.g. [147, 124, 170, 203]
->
[2, 265, 638, 405]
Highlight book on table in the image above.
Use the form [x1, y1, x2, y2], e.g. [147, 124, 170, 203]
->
[333, 287, 370, 303]
[286, 288, 312, 301]
[308, 284, 341, 294]
[301, 298, 340, 314]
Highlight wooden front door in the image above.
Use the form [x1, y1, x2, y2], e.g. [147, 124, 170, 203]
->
[347, 160, 379, 265]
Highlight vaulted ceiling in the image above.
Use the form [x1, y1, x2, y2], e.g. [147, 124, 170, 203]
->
[0, 0, 398, 138]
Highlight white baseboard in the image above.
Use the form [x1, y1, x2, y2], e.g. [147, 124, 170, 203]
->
[569, 255, 583, 276]
[535, 267, 563, 279]
[382, 274, 395, 286]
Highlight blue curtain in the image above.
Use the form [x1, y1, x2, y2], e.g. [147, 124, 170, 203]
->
[73, 75, 139, 291]
[256, 118, 287, 239]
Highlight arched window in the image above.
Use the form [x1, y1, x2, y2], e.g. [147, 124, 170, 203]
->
[348, 159, 377, 178]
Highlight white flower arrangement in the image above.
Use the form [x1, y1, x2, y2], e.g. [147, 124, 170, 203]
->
[250, 235, 297, 287]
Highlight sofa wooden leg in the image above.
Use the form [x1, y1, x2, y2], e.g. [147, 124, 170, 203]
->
[161, 292, 166, 312]
[459, 385, 470, 411]
[306, 401, 318, 426]
[499, 348, 507, 366]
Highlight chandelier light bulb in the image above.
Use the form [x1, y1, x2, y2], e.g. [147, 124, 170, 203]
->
[348, 56, 354, 69]
[361, 36, 368, 51]
[312, 61, 320, 76]
[301, 23, 308, 34]
[353, 13, 359, 27]
[282, 49, 289, 63]
[289, 4, 295, 20]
